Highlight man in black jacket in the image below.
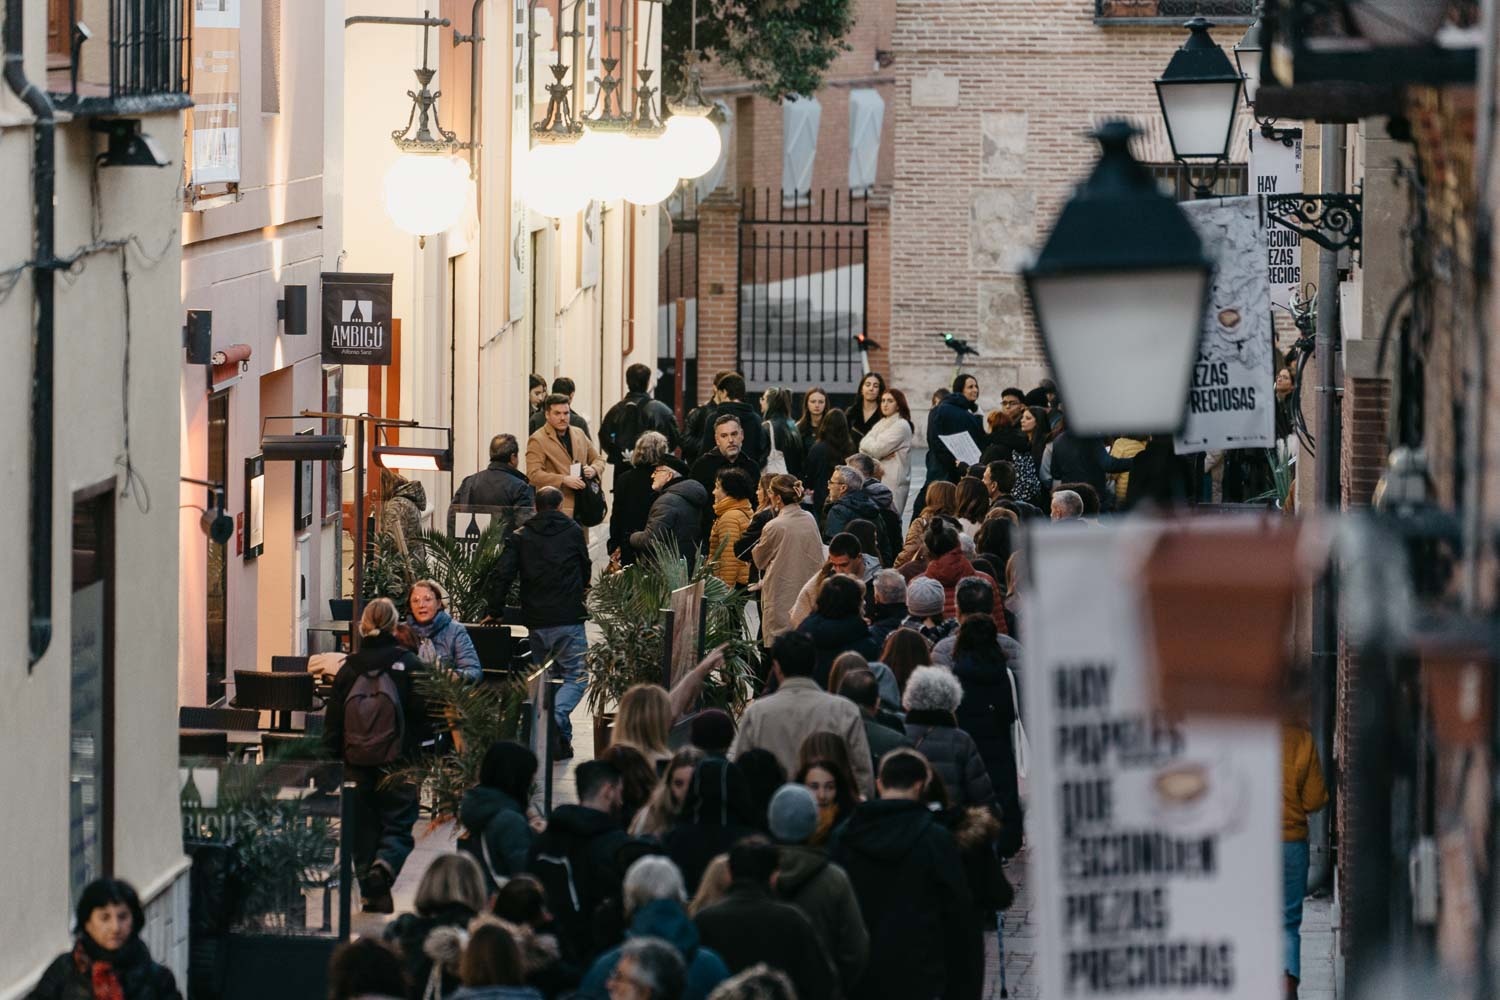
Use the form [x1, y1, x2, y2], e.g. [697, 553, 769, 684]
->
[699, 373, 766, 466]
[527, 760, 637, 961]
[694, 838, 836, 999]
[488, 487, 591, 758]
[599, 363, 679, 471]
[1047, 429, 1132, 509]
[630, 467, 709, 559]
[690, 414, 760, 548]
[831, 750, 972, 1000]
[453, 433, 535, 513]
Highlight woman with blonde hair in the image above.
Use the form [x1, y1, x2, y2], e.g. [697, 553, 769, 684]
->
[688, 854, 733, 917]
[750, 475, 825, 648]
[631, 747, 707, 837]
[896, 481, 957, 568]
[323, 597, 429, 914]
[612, 684, 674, 770]
[384, 852, 488, 998]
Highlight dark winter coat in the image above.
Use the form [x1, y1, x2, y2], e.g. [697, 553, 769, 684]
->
[488, 510, 591, 627]
[630, 478, 709, 560]
[925, 393, 986, 484]
[682, 402, 717, 465]
[385, 903, 478, 1000]
[609, 455, 691, 564]
[867, 602, 908, 654]
[599, 391, 679, 467]
[951, 649, 1023, 857]
[322, 633, 430, 760]
[775, 844, 870, 997]
[577, 899, 730, 1000]
[381, 479, 428, 554]
[845, 400, 883, 440]
[830, 798, 973, 1000]
[694, 884, 836, 1000]
[859, 482, 904, 564]
[822, 488, 884, 546]
[689, 450, 761, 547]
[27, 939, 180, 1000]
[703, 399, 767, 466]
[733, 505, 776, 563]
[764, 416, 805, 475]
[527, 805, 638, 960]
[903, 709, 996, 809]
[663, 758, 759, 893]
[802, 440, 847, 517]
[862, 713, 914, 773]
[797, 612, 879, 689]
[1048, 431, 1132, 502]
[453, 461, 535, 512]
[458, 785, 534, 889]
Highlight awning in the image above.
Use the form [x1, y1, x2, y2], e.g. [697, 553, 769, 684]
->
[212, 343, 252, 383]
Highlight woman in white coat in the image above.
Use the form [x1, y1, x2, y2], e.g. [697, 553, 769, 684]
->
[859, 387, 915, 515]
[751, 474, 827, 648]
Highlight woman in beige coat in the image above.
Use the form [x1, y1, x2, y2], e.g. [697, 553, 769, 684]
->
[751, 474, 827, 647]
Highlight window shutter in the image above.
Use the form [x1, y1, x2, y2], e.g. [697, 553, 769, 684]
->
[781, 96, 822, 204]
[848, 89, 884, 196]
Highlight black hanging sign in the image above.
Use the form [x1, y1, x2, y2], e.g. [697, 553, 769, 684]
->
[321, 272, 394, 365]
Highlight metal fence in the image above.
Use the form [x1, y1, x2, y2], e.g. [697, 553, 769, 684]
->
[52, 0, 189, 106]
[737, 189, 869, 397]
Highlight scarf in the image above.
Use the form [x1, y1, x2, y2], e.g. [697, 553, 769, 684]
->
[810, 804, 838, 846]
[75, 936, 137, 1000]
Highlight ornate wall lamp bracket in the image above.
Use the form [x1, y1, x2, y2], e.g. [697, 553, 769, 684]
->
[1266, 193, 1363, 255]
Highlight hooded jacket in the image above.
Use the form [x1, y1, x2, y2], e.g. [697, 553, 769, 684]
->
[917, 550, 1004, 630]
[630, 478, 709, 560]
[830, 799, 972, 1000]
[453, 461, 535, 512]
[663, 758, 758, 893]
[381, 478, 428, 555]
[707, 496, 753, 586]
[526, 805, 636, 960]
[458, 785, 534, 888]
[408, 609, 482, 680]
[797, 611, 879, 689]
[577, 899, 730, 1000]
[775, 845, 869, 998]
[385, 904, 478, 1000]
[488, 509, 591, 627]
[322, 633, 431, 760]
[609, 455, 691, 565]
[925, 393, 986, 484]
[822, 487, 884, 547]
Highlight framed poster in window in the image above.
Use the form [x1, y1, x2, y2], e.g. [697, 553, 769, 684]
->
[323, 366, 343, 523]
[294, 430, 314, 531]
[245, 454, 265, 559]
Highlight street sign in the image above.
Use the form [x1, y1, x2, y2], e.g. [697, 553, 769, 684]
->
[321, 273, 394, 366]
[1024, 523, 1281, 1000]
[1250, 127, 1304, 311]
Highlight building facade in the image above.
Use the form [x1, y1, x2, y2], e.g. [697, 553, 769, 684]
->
[0, 0, 190, 993]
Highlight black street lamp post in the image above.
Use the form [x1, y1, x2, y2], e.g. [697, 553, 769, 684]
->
[1156, 17, 1243, 197]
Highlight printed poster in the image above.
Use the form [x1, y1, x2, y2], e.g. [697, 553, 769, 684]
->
[1024, 522, 1281, 1000]
[189, 0, 242, 186]
[1174, 198, 1275, 455]
[1249, 128, 1304, 310]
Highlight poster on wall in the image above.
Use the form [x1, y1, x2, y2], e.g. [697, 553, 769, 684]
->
[321, 273, 394, 366]
[1249, 128, 1304, 311]
[244, 454, 265, 559]
[189, 0, 242, 187]
[1174, 197, 1275, 456]
[1023, 523, 1282, 1000]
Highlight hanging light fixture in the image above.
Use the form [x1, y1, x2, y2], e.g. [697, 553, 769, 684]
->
[520, 0, 592, 218]
[662, 0, 722, 181]
[382, 12, 473, 245]
[1233, 9, 1264, 107]
[577, 0, 677, 205]
[1155, 17, 1242, 195]
[1022, 121, 1213, 436]
[620, 0, 678, 205]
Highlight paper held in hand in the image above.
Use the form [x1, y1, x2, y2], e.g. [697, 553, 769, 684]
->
[939, 432, 983, 467]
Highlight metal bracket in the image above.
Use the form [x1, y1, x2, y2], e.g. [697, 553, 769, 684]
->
[1265, 193, 1363, 255]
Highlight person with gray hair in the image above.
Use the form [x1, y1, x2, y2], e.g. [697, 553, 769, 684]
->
[867, 569, 909, 652]
[580, 857, 730, 1000]
[453, 432, 536, 512]
[901, 667, 996, 809]
[841, 452, 904, 562]
[1050, 488, 1084, 522]
[610, 430, 692, 566]
[608, 937, 688, 1000]
[705, 965, 797, 1000]
[823, 465, 887, 548]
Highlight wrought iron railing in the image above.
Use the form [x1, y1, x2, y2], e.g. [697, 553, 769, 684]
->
[50, 0, 189, 110]
[1095, 0, 1256, 22]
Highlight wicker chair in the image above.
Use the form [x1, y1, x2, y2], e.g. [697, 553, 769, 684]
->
[230, 670, 323, 732]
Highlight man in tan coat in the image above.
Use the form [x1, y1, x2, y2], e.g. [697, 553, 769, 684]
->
[526, 393, 606, 520]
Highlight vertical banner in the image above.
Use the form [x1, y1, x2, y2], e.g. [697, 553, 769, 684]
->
[510, 0, 531, 322]
[189, 0, 243, 187]
[1024, 523, 1281, 1000]
[1174, 198, 1275, 455]
[321, 273, 394, 366]
[1249, 128, 1304, 310]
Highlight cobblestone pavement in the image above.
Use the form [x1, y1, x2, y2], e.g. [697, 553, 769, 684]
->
[987, 850, 1337, 999]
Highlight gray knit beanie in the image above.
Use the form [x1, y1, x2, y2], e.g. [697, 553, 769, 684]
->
[767, 783, 820, 845]
[906, 576, 945, 618]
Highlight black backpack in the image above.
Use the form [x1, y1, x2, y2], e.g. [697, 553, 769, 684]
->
[530, 841, 602, 960]
[342, 655, 406, 766]
[603, 399, 645, 465]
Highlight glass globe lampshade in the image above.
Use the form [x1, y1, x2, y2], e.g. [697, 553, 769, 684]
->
[382, 154, 470, 239]
[620, 133, 680, 205]
[662, 112, 722, 180]
[577, 127, 631, 202]
[519, 141, 591, 219]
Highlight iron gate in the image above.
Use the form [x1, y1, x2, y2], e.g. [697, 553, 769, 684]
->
[659, 188, 700, 413]
[737, 189, 869, 399]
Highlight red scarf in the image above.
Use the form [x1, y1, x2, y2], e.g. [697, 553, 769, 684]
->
[73, 941, 126, 1000]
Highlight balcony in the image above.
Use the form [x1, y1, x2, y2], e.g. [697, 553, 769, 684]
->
[46, 0, 191, 116]
[1095, 0, 1255, 25]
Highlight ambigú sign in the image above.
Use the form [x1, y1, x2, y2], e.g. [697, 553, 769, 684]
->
[322, 273, 393, 365]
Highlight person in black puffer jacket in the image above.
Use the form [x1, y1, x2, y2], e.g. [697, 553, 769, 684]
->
[631, 470, 710, 560]
[663, 757, 759, 894]
[797, 575, 878, 688]
[459, 741, 539, 892]
[701, 374, 766, 467]
[610, 432, 691, 566]
[900, 667, 996, 811]
[949, 616, 1024, 858]
[822, 467, 886, 545]
[924, 374, 987, 489]
[28, 879, 181, 1000]
[383, 854, 488, 1000]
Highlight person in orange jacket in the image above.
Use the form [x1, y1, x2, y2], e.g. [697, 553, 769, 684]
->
[1282, 719, 1329, 1000]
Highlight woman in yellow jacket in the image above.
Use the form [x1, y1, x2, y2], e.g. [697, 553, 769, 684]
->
[707, 466, 755, 587]
[1282, 720, 1328, 1000]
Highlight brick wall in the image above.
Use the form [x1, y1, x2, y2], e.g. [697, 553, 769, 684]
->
[695, 194, 742, 401]
[887, 3, 1239, 402]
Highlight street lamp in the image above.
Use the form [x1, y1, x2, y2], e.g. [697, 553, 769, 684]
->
[1233, 12, 1263, 106]
[662, 0, 723, 182]
[1156, 17, 1242, 195]
[1022, 121, 1212, 437]
[519, 0, 591, 219]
